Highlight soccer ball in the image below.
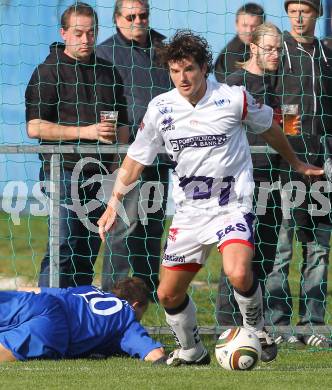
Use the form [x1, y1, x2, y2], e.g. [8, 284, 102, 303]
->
[215, 327, 262, 370]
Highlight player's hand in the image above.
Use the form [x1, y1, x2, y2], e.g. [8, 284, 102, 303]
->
[292, 160, 324, 177]
[145, 348, 166, 363]
[97, 205, 117, 242]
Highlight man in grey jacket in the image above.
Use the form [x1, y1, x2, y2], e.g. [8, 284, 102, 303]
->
[96, 0, 171, 298]
[265, 0, 332, 347]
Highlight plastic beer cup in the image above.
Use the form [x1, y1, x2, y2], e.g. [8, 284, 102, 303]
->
[99, 111, 118, 143]
[281, 104, 299, 136]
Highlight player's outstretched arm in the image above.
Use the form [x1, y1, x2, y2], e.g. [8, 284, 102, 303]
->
[98, 155, 146, 242]
[260, 120, 324, 177]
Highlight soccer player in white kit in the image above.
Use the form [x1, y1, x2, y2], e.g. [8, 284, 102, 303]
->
[98, 30, 324, 366]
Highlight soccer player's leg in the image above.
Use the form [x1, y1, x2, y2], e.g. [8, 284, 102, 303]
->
[158, 213, 210, 366]
[218, 213, 277, 363]
[222, 243, 277, 362]
[157, 266, 210, 366]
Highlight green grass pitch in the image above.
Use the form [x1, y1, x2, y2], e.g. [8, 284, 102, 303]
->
[1, 348, 332, 390]
[1, 212, 332, 388]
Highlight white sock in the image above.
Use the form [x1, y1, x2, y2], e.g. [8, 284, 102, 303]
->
[165, 296, 205, 360]
[234, 283, 264, 333]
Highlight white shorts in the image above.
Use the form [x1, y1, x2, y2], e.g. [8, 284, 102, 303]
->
[162, 206, 255, 271]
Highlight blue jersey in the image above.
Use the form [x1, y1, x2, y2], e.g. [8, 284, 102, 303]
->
[0, 287, 161, 361]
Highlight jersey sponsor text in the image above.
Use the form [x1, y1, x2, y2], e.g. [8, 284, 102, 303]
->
[170, 134, 228, 151]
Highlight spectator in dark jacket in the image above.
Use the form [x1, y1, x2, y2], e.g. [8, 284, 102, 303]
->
[25, 2, 128, 287]
[265, 0, 332, 348]
[96, 0, 172, 298]
[214, 3, 265, 83]
[216, 22, 283, 328]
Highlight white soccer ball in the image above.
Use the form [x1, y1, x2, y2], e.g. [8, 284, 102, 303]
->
[215, 327, 262, 370]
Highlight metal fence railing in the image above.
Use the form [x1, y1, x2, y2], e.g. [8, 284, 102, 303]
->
[0, 144, 275, 287]
[4, 144, 331, 336]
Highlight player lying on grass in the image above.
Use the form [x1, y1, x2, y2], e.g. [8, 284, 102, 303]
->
[97, 29, 324, 366]
[0, 277, 165, 363]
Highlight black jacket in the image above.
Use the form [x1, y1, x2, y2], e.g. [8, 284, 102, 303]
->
[274, 32, 332, 236]
[97, 29, 171, 141]
[214, 36, 250, 83]
[25, 43, 128, 171]
[273, 31, 332, 164]
[226, 69, 281, 181]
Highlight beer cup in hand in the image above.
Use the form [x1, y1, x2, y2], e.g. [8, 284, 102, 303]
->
[281, 104, 299, 136]
[99, 111, 118, 143]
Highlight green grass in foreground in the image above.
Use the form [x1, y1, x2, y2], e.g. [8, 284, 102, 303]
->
[1, 213, 332, 389]
[1, 212, 332, 326]
[1, 346, 332, 390]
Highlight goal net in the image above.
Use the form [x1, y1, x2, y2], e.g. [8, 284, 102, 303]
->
[0, 0, 331, 340]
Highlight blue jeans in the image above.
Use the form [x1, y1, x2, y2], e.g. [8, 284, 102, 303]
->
[265, 217, 330, 326]
[38, 168, 104, 287]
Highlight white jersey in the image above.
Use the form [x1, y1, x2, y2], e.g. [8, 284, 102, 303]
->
[128, 79, 273, 212]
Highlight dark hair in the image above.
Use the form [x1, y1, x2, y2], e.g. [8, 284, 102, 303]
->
[111, 277, 150, 307]
[113, 0, 150, 24]
[236, 2, 265, 22]
[61, 2, 98, 31]
[157, 29, 213, 78]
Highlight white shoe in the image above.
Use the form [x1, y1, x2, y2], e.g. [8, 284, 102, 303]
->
[166, 348, 210, 366]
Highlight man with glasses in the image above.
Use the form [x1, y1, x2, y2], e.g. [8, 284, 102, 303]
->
[265, 0, 332, 348]
[215, 22, 286, 332]
[97, 1, 171, 299]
